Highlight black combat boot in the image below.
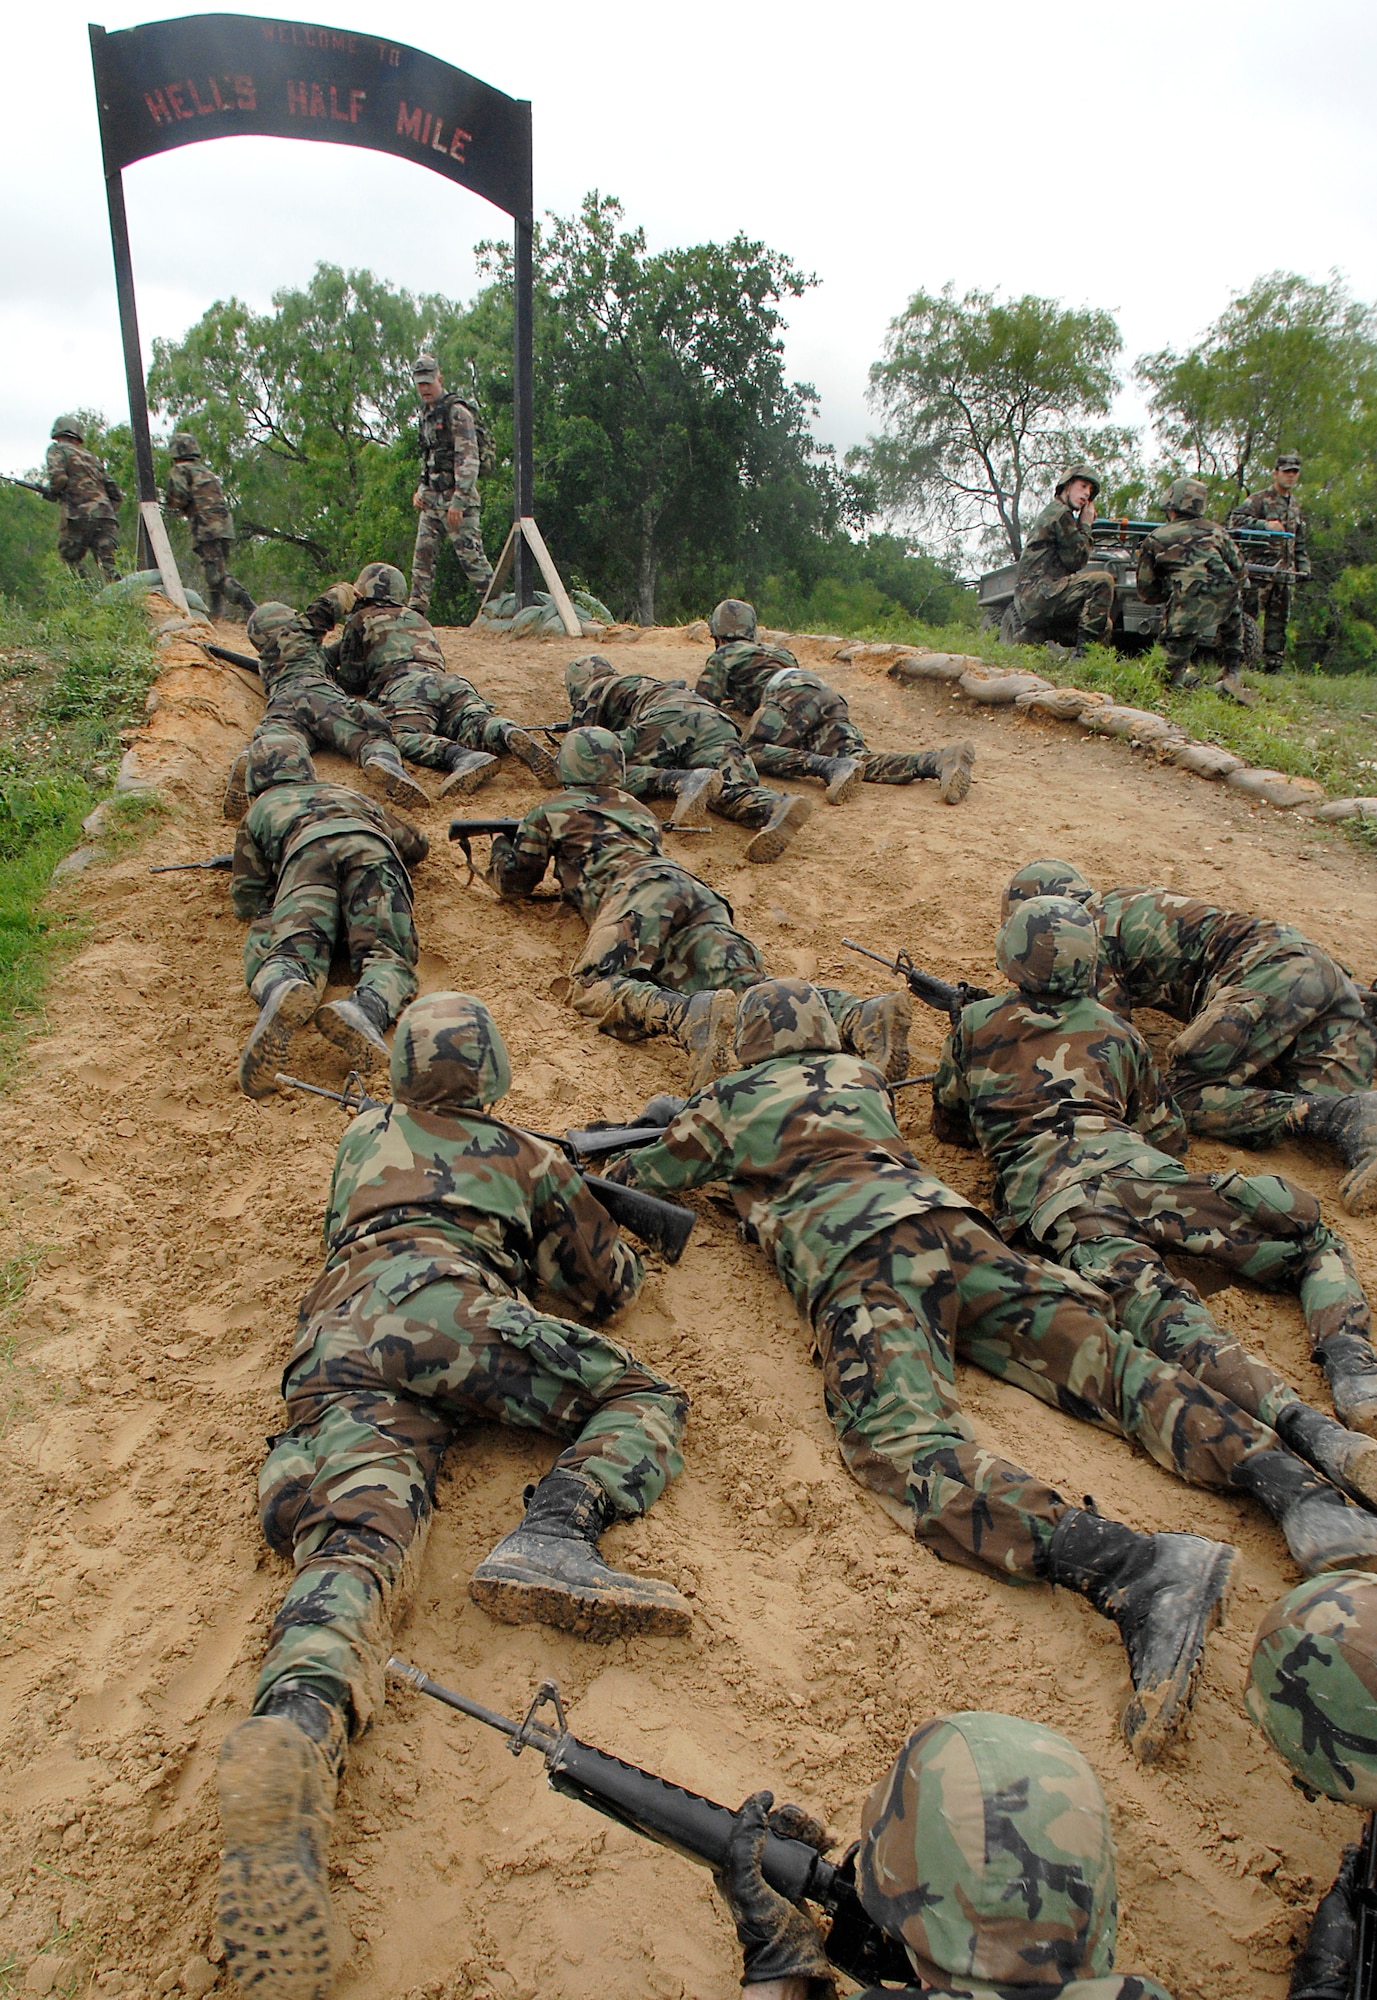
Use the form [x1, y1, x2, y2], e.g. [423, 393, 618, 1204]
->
[1045, 1507, 1236, 1762]
[1316, 1334, 1377, 1436]
[1287, 1092, 1377, 1215]
[239, 975, 320, 1099]
[359, 742, 429, 810]
[1289, 1847, 1360, 2000]
[217, 1681, 348, 2000]
[437, 745, 499, 798]
[809, 755, 864, 804]
[315, 987, 391, 1071]
[469, 1468, 692, 1640]
[744, 792, 813, 864]
[1232, 1447, 1377, 1573]
[1274, 1401, 1377, 1507]
[497, 723, 560, 788]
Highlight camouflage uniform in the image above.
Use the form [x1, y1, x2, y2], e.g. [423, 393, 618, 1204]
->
[1012, 471, 1114, 647]
[252, 993, 685, 1729]
[44, 419, 121, 580]
[232, 758, 425, 1024]
[248, 602, 394, 769]
[613, 978, 1289, 1581]
[410, 361, 493, 611]
[932, 897, 1373, 1434]
[1136, 484, 1245, 682]
[1230, 464, 1308, 667]
[163, 435, 254, 619]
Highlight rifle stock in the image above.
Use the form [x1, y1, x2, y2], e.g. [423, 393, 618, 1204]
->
[448, 816, 521, 879]
[0, 474, 49, 499]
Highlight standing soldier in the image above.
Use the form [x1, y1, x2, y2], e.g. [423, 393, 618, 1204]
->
[1136, 478, 1248, 697]
[162, 431, 255, 622]
[43, 416, 122, 583]
[409, 351, 494, 616]
[1230, 451, 1310, 671]
[1010, 464, 1115, 656]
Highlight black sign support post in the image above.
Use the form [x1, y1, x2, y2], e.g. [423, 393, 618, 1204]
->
[87, 13, 569, 622]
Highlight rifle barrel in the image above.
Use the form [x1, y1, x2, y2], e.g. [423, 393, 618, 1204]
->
[386, 1657, 535, 1744]
[840, 937, 898, 971]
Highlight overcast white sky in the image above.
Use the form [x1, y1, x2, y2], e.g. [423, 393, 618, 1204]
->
[3, 0, 1376, 482]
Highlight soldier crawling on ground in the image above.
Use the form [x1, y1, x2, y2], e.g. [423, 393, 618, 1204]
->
[409, 350, 494, 616]
[1137, 478, 1250, 701]
[486, 727, 913, 1082]
[695, 598, 975, 806]
[1010, 463, 1115, 657]
[306, 563, 558, 796]
[230, 729, 427, 1094]
[162, 430, 255, 622]
[42, 415, 122, 583]
[933, 893, 1377, 1525]
[1230, 450, 1309, 672]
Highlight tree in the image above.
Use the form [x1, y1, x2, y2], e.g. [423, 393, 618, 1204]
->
[855, 285, 1128, 561]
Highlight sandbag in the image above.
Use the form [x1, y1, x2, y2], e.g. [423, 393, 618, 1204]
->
[887, 652, 971, 683]
[1312, 797, 1377, 823]
[1014, 685, 1106, 720]
[959, 667, 1053, 704]
[1160, 741, 1248, 778]
[1225, 767, 1327, 808]
[100, 569, 211, 617]
[1078, 705, 1183, 744]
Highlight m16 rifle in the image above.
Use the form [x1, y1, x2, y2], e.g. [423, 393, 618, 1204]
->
[149, 853, 233, 874]
[205, 642, 261, 674]
[273, 1072, 697, 1263]
[448, 817, 520, 881]
[841, 938, 991, 1026]
[0, 474, 51, 499]
[387, 1658, 911, 1988]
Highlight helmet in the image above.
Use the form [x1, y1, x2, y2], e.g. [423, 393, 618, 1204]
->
[857, 1711, 1117, 1990]
[246, 603, 299, 656]
[390, 991, 512, 1114]
[1000, 859, 1094, 922]
[170, 431, 200, 460]
[1163, 477, 1208, 519]
[412, 351, 441, 381]
[565, 654, 615, 710]
[1246, 1572, 1377, 1808]
[732, 978, 842, 1068]
[709, 599, 758, 642]
[1054, 463, 1101, 501]
[1275, 452, 1303, 472]
[354, 562, 408, 606]
[996, 896, 1099, 1000]
[557, 726, 625, 790]
[245, 728, 315, 797]
[51, 415, 84, 442]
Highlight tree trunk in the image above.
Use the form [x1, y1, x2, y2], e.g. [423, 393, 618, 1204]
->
[636, 504, 658, 626]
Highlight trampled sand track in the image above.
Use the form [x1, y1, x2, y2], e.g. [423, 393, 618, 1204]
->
[2, 619, 1375, 2000]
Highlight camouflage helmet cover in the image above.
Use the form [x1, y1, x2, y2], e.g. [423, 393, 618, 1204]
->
[51, 414, 84, 442]
[390, 991, 512, 1114]
[733, 978, 842, 1068]
[1054, 463, 1102, 501]
[857, 1710, 1117, 1988]
[1000, 858, 1094, 922]
[557, 725, 626, 790]
[1163, 477, 1208, 519]
[246, 602, 300, 656]
[709, 599, 758, 642]
[565, 654, 615, 709]
[245, 727, 315, 797]
[411, 351, 441, 380]
[1275, 452, 1303, 471]
[1246, 1572, 1377, 1808]
[355, 562, 408, 606]
[170, 431, 201, 460]
[996, 896, 1099, 1000]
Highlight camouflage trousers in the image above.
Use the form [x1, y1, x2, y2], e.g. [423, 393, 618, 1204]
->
[619, 712, 782, 829]
[1159, 576, 1242, 675]
[244, 836, 419, 1023]
[810, 1210, 1278, 1580]
[57, 512, 119, 580]
[745, 682, 943, 786]
[1013, 569, 1115, 646]
[193, 536, 253, 619]
[1166, 934, 1377, 1143]
[373, 665, 511, 771]
[410, 493, 493, 611]
[1032, 1164, 1372, 1428]
[252, 1255, 687, 1728]
[1259, 577, 1293, 664]
[570, 861, 766, 1007]
[261, 672, 391, 769]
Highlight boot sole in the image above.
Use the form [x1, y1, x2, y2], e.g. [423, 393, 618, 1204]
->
[505, 730, 560, 788]
[438, 754, 499, 798]
[1121, 1542, 1235, 1763]
[686, 988, 740, 1093]
[362, 762, 430, 810]
[217, 1718, 335, 2000]
[468, 1567, 692, 1640]
[314, 1003, 389, 1073]
[745, 795, 813, 864]
[939, 744, 975, 805]
[670, 770, 724, 827]
[824, 764, 864, 805]
[239, 985, 320, 1099]
[1286, 1500, 1377, 1575]
[1340, 1154, 1377, 1216]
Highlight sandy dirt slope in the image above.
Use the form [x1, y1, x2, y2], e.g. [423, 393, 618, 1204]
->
[1, 620, 1376, 2000]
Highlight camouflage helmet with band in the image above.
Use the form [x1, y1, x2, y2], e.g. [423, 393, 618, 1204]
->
[1275, 452, 1303, 472]
[1246, 1572, 1377, 1808]
[996, 895, 1099, 1001]
[1054, 462, 1102, 501]
[246, 602, 300, 656]
[733, 978, 841, 1068]
[1000, 858, 1094, 922]
[170, 431, 201, 460]
[246, 727, 315, 798]
[709, 599, 758, 642]
[1163, 477, 1208, 519]
[565, 654, 615, 709]
[857, 1711, 1117, 1989]
[390, 991, 512, 1114]
[355, 562, 408, 607]
[557, 726, 625, 790]
[412, 351, 441, 381]
[51, 414, 84, 442]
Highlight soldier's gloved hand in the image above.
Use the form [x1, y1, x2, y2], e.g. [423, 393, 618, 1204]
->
[713, 1791, 835, 1995]
[637, 1093, 686, 1128]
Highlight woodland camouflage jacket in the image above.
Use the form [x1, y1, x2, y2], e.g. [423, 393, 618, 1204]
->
[1230, 486, 1310, 575]
[1135, 518, 1243, 604]
[1014, 501, 1093, 596]
[695, 638, 804, 714]
[231, 780, 428, 919]
[932, 989, 1188, 1231]
[613, 1051, 974, 1315]
[163, 457, 232, 542]
[317, 598, 447, 697]
[572, 671, 746, 751]
[252, 614, 347, 701]
[489, 786, 666, 923]
[44, 440, 121, 521]
[1092, 887, 1292, 1019]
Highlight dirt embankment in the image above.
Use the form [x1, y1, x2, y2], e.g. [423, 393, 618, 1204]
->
[1, 621, 1376, 2000]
